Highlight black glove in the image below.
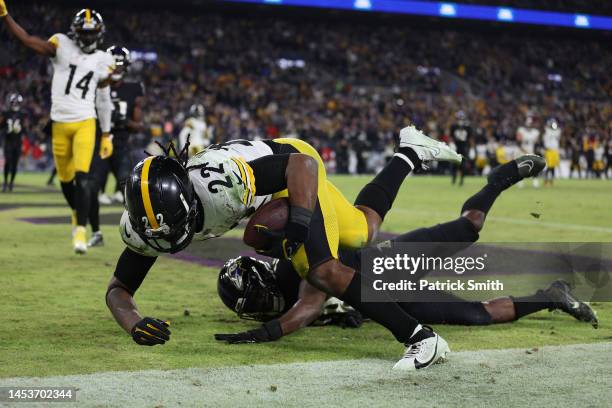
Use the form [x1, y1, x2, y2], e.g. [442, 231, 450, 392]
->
[214, 320, 283, 344]
[131, 317, 171, 346]
[327, 310, 364, 329]
[255, 206, 312, 261]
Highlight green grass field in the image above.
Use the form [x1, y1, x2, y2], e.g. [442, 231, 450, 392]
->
[1, 172, 611, 381]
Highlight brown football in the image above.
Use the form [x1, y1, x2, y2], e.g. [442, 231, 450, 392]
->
[243, 198, 289, 250]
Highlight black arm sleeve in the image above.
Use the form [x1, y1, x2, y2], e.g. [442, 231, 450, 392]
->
[248, 154, 291, 196]
[112, 248, 157, 295]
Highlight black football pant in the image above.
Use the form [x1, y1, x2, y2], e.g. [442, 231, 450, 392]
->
[3, 139, 21, 189]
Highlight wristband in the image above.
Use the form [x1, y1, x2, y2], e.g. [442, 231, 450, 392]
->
[286, 205, 313, 243]
[263, 319, 283, 341]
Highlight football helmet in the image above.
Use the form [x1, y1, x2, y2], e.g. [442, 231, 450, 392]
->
[124, 156, 198, 253]
[7, 93, 23, 111]
[217, 256, 285, 321]
[69, 9, 105, 53]
[107, 45, 131, 81]
[189, 104, 205, 120]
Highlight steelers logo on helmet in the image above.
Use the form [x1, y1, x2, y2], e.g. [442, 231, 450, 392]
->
[107, 45, 131, 81]
[69, 9, 105, 53]
[124, 155, 198, 254]
[217, 256, 285, 321]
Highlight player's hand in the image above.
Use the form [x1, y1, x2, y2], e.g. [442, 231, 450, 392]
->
[214, 320, 282, 344]
[254, 225, 301, 260]
[327, 310, 364, 329]
[0, 0, 8, 17]
[131, 317, 171, 346]
[100, 133, 113, 159]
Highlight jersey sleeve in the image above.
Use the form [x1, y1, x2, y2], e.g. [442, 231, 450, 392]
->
[97, 52, 116, 82]
[119, 211, 160, 257]
[48, 33, 69, 64]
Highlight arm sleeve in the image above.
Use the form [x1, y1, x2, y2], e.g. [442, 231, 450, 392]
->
[248, 154, 291, 196]
[113, 248, 157, 295]
[96, 86, 113, 133]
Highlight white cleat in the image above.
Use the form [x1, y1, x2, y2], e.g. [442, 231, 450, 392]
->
[73, 226, 88, 255]
[87, 231, 104, 248]
[393, 326, 450, 370]
[399, 126, 462, 167]
[112, 190, 124, 204]
[98, 193, 112, 205]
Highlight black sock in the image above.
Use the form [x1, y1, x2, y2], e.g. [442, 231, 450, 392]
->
[339, 271, 419, 343]
[354, 153, 415, 219]
[89, 186, 100, 233]
[75, 172, 92, 227]
[461, 161, 520, 215]
[510, 291, 553, 319]
[60, 181, 76, 209]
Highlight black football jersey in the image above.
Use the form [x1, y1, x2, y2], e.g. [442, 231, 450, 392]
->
[2, 110, 26, 139]
[450, 123, 472, 155]
[110, 81, 144, 133]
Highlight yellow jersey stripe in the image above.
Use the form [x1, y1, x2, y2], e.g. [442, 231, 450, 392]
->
[85, 9, 92, 23]
[231, 158, 249, 204]
[140, 157, 159, 229]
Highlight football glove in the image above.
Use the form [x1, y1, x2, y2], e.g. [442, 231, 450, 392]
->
[0, 0, 8, 17]
[131, 317, 171, 346]
[214, 320, 282, 344]
[100, 134, 113, 159]
[254, 225, 301, 261]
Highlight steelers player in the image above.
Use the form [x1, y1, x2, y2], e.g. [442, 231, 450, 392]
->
[178, 104, 209, 156]
[106, 129, 467, 370]
[543, 118, 561, 186]
[516, 115, 541, 188]
[1, 3, 115, 254]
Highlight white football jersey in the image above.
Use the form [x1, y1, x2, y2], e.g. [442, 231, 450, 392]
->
[543, 127, 561, 150]
[120, 140, 274, 256]
[516, 126, 540, 154]
[48, 33, 114, 123]
[179, 117, 209, 149]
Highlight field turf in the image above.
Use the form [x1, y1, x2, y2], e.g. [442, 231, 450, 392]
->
[1, 172, 611, 379]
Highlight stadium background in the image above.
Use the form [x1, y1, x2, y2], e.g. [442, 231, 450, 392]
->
[0, 0, 610, 178]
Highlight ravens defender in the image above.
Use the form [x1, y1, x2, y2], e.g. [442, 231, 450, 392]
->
[1, 93, 26, 192]
[217, 194, 597, 342]
[106, 128, 466, 370]
[1, 3, 115, 254]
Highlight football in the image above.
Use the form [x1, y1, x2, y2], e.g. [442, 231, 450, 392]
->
[243, 198, 289, 250]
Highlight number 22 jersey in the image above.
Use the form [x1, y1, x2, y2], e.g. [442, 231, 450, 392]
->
[48, 33, 115, 123]
[120, 140, 274, 256]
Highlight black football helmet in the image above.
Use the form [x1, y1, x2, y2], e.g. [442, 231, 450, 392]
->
[124, 156, 198, 253]
[107, 45, 131, 81]
[7, 93, 23, 111]
[69, 9, 105, 53]
[217, 257, 285, 321]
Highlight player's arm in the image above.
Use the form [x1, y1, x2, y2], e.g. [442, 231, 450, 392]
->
[214, 280, 326, 344]
[106, 248, 171, 346]
[95, 85, 114, 159]
[0, 3, 57, 57]
[248, 153, 318, 259]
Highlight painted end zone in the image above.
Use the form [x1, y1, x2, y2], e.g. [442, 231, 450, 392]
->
[1, 342, 610, 407]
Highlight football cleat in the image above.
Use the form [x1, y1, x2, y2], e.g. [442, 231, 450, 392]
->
[544, 280, 599, 328]
[98, 193, 112, 205]
[112, 190, 124, 204]
[515, 154, 546, 179]
[393, 326, 450, 370]
[398, 125, 462, 168]
[87, 231, 104, 248]
[73, 226, 88, 254]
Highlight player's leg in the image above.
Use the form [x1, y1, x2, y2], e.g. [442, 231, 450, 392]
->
[71, 119, 97, 254]
[52, 121, 78, 230]
[8, 140, 20, 190]
[2, 142, 10, 191]
[87, 141, 104, 248]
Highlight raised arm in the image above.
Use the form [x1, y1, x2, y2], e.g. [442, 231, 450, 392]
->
[106, 248, 170, 346]
[1, 3, 57, 57]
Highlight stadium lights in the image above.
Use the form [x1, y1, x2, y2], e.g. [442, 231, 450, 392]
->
[223, 0, 612, 31]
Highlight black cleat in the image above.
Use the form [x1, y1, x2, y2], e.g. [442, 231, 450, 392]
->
[544, 280, 599, 328]
[515, 155, 546, 179]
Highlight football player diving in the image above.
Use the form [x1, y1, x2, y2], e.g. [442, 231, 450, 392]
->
[1, 3, 115, 254]
[107, 127, 473, 370]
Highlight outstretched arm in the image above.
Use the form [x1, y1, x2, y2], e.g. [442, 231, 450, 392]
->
[106, 248, 171, 346]
[1, 3, 57, 57]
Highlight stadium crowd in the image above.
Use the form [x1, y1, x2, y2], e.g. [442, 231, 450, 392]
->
[1, 2, 610, 177]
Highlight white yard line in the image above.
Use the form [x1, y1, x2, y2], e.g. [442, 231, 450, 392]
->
[393, 208, 612, 233]
[1, 343, 611, 407]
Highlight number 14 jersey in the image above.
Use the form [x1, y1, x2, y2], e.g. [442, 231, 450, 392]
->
[48, 33, 114, 123]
